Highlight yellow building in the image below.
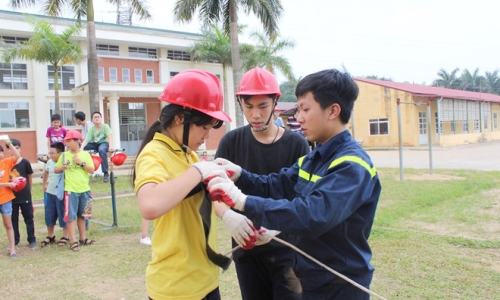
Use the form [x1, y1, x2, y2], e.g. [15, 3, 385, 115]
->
[352, 78, 500, 147]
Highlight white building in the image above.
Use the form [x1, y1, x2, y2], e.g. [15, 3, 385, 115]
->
[0, 9, 236, 162]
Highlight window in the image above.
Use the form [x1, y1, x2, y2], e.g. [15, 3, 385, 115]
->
[146, 70, 154, 83]
[109, 68, 118, 83]
[134, 69, 142, 83]
[98, 68, 104, 82]
[0, 102, 29, 128]
[462, 121, 469, 133]
[1, 36, 28, 45]
[434, 112, 442, 134]
[473, 119, 480, 132]
[369, 118, 389, 135]
[129, 47, 157, 59]
[97, 44, 119, 56]
[122, 68, 130, 83]
[167, 50, 190, 61]
[0, 63, 28, 89]
[494, 113, 498, 130]
[170, 71, 179, 78]
[49, 102, 77, 126]
[48, 66, 75, 90]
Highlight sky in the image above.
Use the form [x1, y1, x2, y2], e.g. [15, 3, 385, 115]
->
[1, 0, 499, 85]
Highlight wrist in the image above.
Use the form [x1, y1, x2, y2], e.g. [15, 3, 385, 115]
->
[191, 165, 203, 181]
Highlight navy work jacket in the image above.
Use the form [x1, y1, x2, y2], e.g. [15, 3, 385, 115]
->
[240, 130, 381, 290]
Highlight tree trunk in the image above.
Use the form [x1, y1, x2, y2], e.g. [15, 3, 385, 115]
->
[229, 0, 243, 127]
[222, 64, 231, 132]
[87, 0, 100, 114]
[54, 65, 60, 115]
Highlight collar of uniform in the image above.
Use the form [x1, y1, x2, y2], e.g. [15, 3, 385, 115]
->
[153, 132, 183, 153]
[313, 129, 352, 159]
[152, 132, 198, 161]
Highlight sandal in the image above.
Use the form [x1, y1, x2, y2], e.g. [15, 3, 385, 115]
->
[70, 242, 80, 252]
[57, 237, 70, 247]
[79, 238, 96, 245]
[40, 235, 56, 248]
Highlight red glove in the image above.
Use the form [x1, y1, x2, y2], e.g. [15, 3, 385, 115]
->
[241, 223, 258, 250]
[207, 176, 246, 211]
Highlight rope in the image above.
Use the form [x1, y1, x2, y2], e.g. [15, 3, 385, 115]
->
[270, 236, 388, 300]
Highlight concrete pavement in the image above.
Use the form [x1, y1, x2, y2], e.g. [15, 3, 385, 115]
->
[365, 141, 500, 171]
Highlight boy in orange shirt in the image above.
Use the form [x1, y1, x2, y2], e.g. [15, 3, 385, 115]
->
[0, 136, 21, 258]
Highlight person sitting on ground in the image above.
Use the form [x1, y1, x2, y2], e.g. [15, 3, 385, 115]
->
[41, 142, 69, 248]
[80, 112, 113, 183]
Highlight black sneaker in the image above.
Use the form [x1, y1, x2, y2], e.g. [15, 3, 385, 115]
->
[103, 173, 110, 183]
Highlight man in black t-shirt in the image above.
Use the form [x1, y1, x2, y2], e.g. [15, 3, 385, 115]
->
[10, 139, 36, 249]
[215, 67, 310, 300]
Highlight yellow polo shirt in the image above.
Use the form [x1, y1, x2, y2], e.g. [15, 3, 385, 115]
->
[134, 132, 219, 300]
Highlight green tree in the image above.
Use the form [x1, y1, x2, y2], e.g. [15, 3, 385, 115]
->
[242, 31, 295, 82]
[459, 68, 484, 92]
[11, 0, 151, 114]
[1, 16, 83, 115]
[365, 75, 393, 81]
[484, 70, 500, 95]
[279, 81, 297, 102]
[189, 24, 253, 131]
[432, 68, 460, 88]
[174, 0, 284, 127]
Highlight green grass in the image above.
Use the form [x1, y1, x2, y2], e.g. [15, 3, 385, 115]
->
[1, 168, 500, 299]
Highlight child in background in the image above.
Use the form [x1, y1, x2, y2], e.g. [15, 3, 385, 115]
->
[0, 137, 21, 258]
[41, 142, 69, 248]
[10, 139, 36, 249]
[46, 114, 67, 151]
[55, 130, 95, 252]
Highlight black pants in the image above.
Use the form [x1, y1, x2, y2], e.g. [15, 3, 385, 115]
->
[235, 249, 302, 300]
[302, 278, 370, 300]
[148, 287, 220, 300]
[12, 202, 36, 245]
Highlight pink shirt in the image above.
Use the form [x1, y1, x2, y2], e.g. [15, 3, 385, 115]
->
[46, 127, 67, 144]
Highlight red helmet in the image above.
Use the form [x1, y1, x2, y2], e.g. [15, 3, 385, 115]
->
[91, 155, 102, 170]
[111, 152, 127, 166]
[12, 177, 26, 192]
[158, 69, 231, 123]
[64, 130, 83, 141]
[236, 67, 281, 98]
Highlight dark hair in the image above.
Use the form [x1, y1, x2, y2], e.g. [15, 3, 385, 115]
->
[50, 142, 65, 153]
[51, 114, 61, 122]
[132, 104, 217, 185]
[75, 111, 86, 121]
[0, 145, 3, 152]
[295, 69, 359, 124]
[11, 138, 20, 147]
[92, 111, 102, 118]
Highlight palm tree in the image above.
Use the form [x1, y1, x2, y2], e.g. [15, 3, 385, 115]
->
[484, 70, 500, 95]
[432, 68, 460, 89]
[459, 68, 484, 92]
[1, 16, 84, 115]
[242, 31, 295, 82]
[11, 0, 151, 114]
[174, 0, 284, 127]
[190, 24, 253, 131]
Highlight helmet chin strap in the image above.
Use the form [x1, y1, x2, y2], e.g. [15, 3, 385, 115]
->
[181, 110, 192, 153]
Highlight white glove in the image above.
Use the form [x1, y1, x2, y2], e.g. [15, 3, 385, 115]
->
[191, 161, 225, 183]
[221, 210, 257, 249]
[208, 176, 247, 211]
[214, 158, 242, 181]
[255, 227, 281, 246]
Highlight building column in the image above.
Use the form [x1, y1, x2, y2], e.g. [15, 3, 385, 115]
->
[108, 94, 121, 150]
